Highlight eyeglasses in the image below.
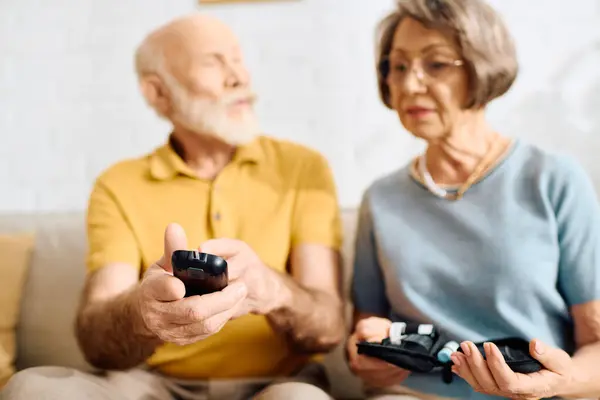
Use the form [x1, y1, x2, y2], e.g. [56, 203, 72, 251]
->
[379, 55, 464, 84]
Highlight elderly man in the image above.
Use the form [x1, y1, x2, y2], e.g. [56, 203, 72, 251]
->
[1, 13, 344, 400]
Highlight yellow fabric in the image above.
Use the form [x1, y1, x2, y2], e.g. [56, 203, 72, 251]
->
[85, 135, 342, 379]
[0, 234, 34, 388]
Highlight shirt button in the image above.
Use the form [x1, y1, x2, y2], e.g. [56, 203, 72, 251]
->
[214, 212, 221, 221]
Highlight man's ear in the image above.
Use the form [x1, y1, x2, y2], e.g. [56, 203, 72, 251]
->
[139, 74, 171, 116]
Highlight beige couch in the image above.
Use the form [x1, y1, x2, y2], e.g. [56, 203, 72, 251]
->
[0, 210, 365, 399]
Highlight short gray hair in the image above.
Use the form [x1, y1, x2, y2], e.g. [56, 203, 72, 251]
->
[376, 0, 519, 109]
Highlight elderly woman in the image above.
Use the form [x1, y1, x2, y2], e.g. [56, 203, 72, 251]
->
[346, 0, 600, 399]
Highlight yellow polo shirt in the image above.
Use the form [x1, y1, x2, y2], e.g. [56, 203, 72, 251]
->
[85, 135, 342, 379]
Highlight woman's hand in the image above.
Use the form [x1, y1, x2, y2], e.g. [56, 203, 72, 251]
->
[347, 317, 410, 388]
[451, 339, 574, 399]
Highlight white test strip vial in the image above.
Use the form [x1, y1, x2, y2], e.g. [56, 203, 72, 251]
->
[437, 340, 460, 363]
[389, 322, 407, 345]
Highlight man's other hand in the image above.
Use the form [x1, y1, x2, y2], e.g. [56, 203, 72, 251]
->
[200, 238, 280, 316]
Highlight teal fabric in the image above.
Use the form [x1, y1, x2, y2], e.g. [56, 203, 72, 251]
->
[351, 140, 600, 399]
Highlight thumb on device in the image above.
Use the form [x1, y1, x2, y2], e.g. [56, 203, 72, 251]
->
[156, 223, 188, 274]
[529, 339, 572, 375]
[355, 317, 392, 342]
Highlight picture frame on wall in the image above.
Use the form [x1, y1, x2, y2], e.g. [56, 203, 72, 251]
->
[199, 0, 295, 3]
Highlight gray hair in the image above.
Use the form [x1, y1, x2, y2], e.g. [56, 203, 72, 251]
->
[133, 31, 175, 118]
[134, 34, 167, 80]
[376, 0, 519, 109]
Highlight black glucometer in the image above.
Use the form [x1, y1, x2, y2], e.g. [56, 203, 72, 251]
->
[171, 250, 228, 297]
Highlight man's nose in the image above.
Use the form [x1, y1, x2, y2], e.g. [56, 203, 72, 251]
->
[224, 62, 247, 88]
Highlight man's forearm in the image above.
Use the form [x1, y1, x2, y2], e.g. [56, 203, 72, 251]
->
[75, 287, 162, 370]
[557, 342, 600, 398]
[266, 271, 345, 354]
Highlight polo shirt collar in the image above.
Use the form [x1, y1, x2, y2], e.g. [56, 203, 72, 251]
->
[149, 135, 263, 181]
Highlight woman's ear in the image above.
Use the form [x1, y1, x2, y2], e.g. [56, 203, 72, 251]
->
[139, 74, 171, 117]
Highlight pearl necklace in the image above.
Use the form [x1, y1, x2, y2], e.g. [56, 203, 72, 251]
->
[418, 152, 449, 198]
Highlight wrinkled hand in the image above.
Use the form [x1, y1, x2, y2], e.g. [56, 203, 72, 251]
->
[451, 339, 574, 399]
[347, 317, 411, 388]
[200, 238, 278, 316]
[136, 224, 248, 346]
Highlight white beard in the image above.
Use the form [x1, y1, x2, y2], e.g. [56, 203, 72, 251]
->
[164, 75, 261, 146]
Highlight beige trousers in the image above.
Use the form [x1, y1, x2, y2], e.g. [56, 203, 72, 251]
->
[365, 385, 455, 400]
[364, 385, 595, 400]
[0, 362, 332, 400]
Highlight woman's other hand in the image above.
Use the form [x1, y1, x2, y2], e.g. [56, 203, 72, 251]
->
[451, 339, 574, 399]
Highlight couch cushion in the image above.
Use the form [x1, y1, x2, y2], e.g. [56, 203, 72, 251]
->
[321, 209, 363, 399]
[340, 209, 358, 300]
[0, 213, 91, 372]
[0, 233, 35, 387]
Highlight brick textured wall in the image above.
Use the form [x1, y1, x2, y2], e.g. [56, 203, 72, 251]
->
[1, 0, 599, 212]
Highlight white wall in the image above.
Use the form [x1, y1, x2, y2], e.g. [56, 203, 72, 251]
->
[1, 0, 599, 212]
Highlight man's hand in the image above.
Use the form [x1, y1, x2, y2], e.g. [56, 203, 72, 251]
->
[199, 238, 279, 316]
[347, 317, 411, 388]
[451, 339, 575, 399]
[136, 224, 248, 346]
